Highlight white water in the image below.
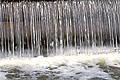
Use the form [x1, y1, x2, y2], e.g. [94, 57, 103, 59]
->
[0, 48, 120, 80]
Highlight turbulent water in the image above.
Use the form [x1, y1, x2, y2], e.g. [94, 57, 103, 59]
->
[0, 0, 120, 80]
[0, 48, 120, 80]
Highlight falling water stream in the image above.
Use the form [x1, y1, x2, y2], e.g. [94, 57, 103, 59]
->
[0, 0, 120, 80]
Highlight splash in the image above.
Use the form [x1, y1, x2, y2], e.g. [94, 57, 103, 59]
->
[0, 48, 120, 80]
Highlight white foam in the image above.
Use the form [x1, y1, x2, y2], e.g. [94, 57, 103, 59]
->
[0, 48, 120, 79]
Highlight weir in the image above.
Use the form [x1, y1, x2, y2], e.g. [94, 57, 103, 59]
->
[1, 1, 120, 80]
[0, 0, 120, 58]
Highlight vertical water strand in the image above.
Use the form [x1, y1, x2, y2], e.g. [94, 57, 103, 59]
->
[106, 2, 112, 47]
[30, 2, 34, 56]
[64, 1, 68, 55]
[118, 2, 120, 48]
[64, 2, 69, 52]
[2, 3, 6, 55]
[3, 4, 7, 57]
[111, 1, 117, 48]
[42, 2, 48, 56]
[99, 1, 103, 46]
[91, 1, 95, 48]
[40, 2, 44, 56]
[80, 2, 84, 52]
[82, 1, 88, 53]
[49, 3, 55, 55]
[95, 1, 102, 52]
[0, 2, 1, 54]
[34, 2, 37, 56]
[44, 2, 49, 56]
[116, 0, 120, 49]
[31, 2, 36, 56]
[6, 3, 10, 55]
[77, 1, 82, 54]
[86, 1, 90, 53]
[113, 1, 118, 49]
[86, 1, 90, 48]
[107, 1, 114, 47]
[4, 3, 6, 56]
[72, 1, 77, 55]
[29, 2, 34, 57]
[62, 1, 65, 55]
[67, 1, 72, 52]
[5, 3, 9, 57]
[67, 2, 71, 50]
[102, 3, 107, 47]
[13, 2, 21, 57]
[53, 2, 58, 55]
[77, 1, 82, 53]
[70, 1, 74, 55]
[58, 1, 63, 55]
[46, 2, 49, 55]
[79, 1, 84, 50]
[75, 1, 79, 54]
[33, 2, 36, 56]
[99, 1, 103, 47]
[36, 2, 40, 56]
[69, 1, 74, 55]
[86, 1, 90, 49]
[119, 1, 120, 48]
[96, 1, 100, 46]
[48, 2, 54, 55]
[85, 1, 90, 54]
[18, 2, 22, 57]
[0, 3, 3, 56]
[109, 3, 115, 47]
[23, 2, 27, 56]
[20, 2, 24, 57]
[48, 2, 52, 55]
[8, 2, 14, 56]
[39, 2, 42, 56]
[89, 1, 93, 48]
[2, 3, 5, 57]
[46, 2, 50, 56]
[61, 1, 64, 55]
[110, 2, 115, 48]
[93, 1, 97, 48]
[6, 3, 10, 57]
[62, 1, 65, 54]
[29, 2, 32, 56]
[23, 2, 30, 57]
[20, 2, 25, 57]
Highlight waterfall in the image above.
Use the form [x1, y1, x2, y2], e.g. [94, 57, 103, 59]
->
[0, 0, 120, 58]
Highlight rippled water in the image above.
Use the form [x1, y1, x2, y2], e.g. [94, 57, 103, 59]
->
[0, 48, 120, 80]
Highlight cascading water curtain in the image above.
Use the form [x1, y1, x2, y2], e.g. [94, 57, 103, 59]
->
[0, 0, 120, 58]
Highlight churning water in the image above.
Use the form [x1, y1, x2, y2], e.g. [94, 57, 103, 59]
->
[0, 0, 120, 80]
